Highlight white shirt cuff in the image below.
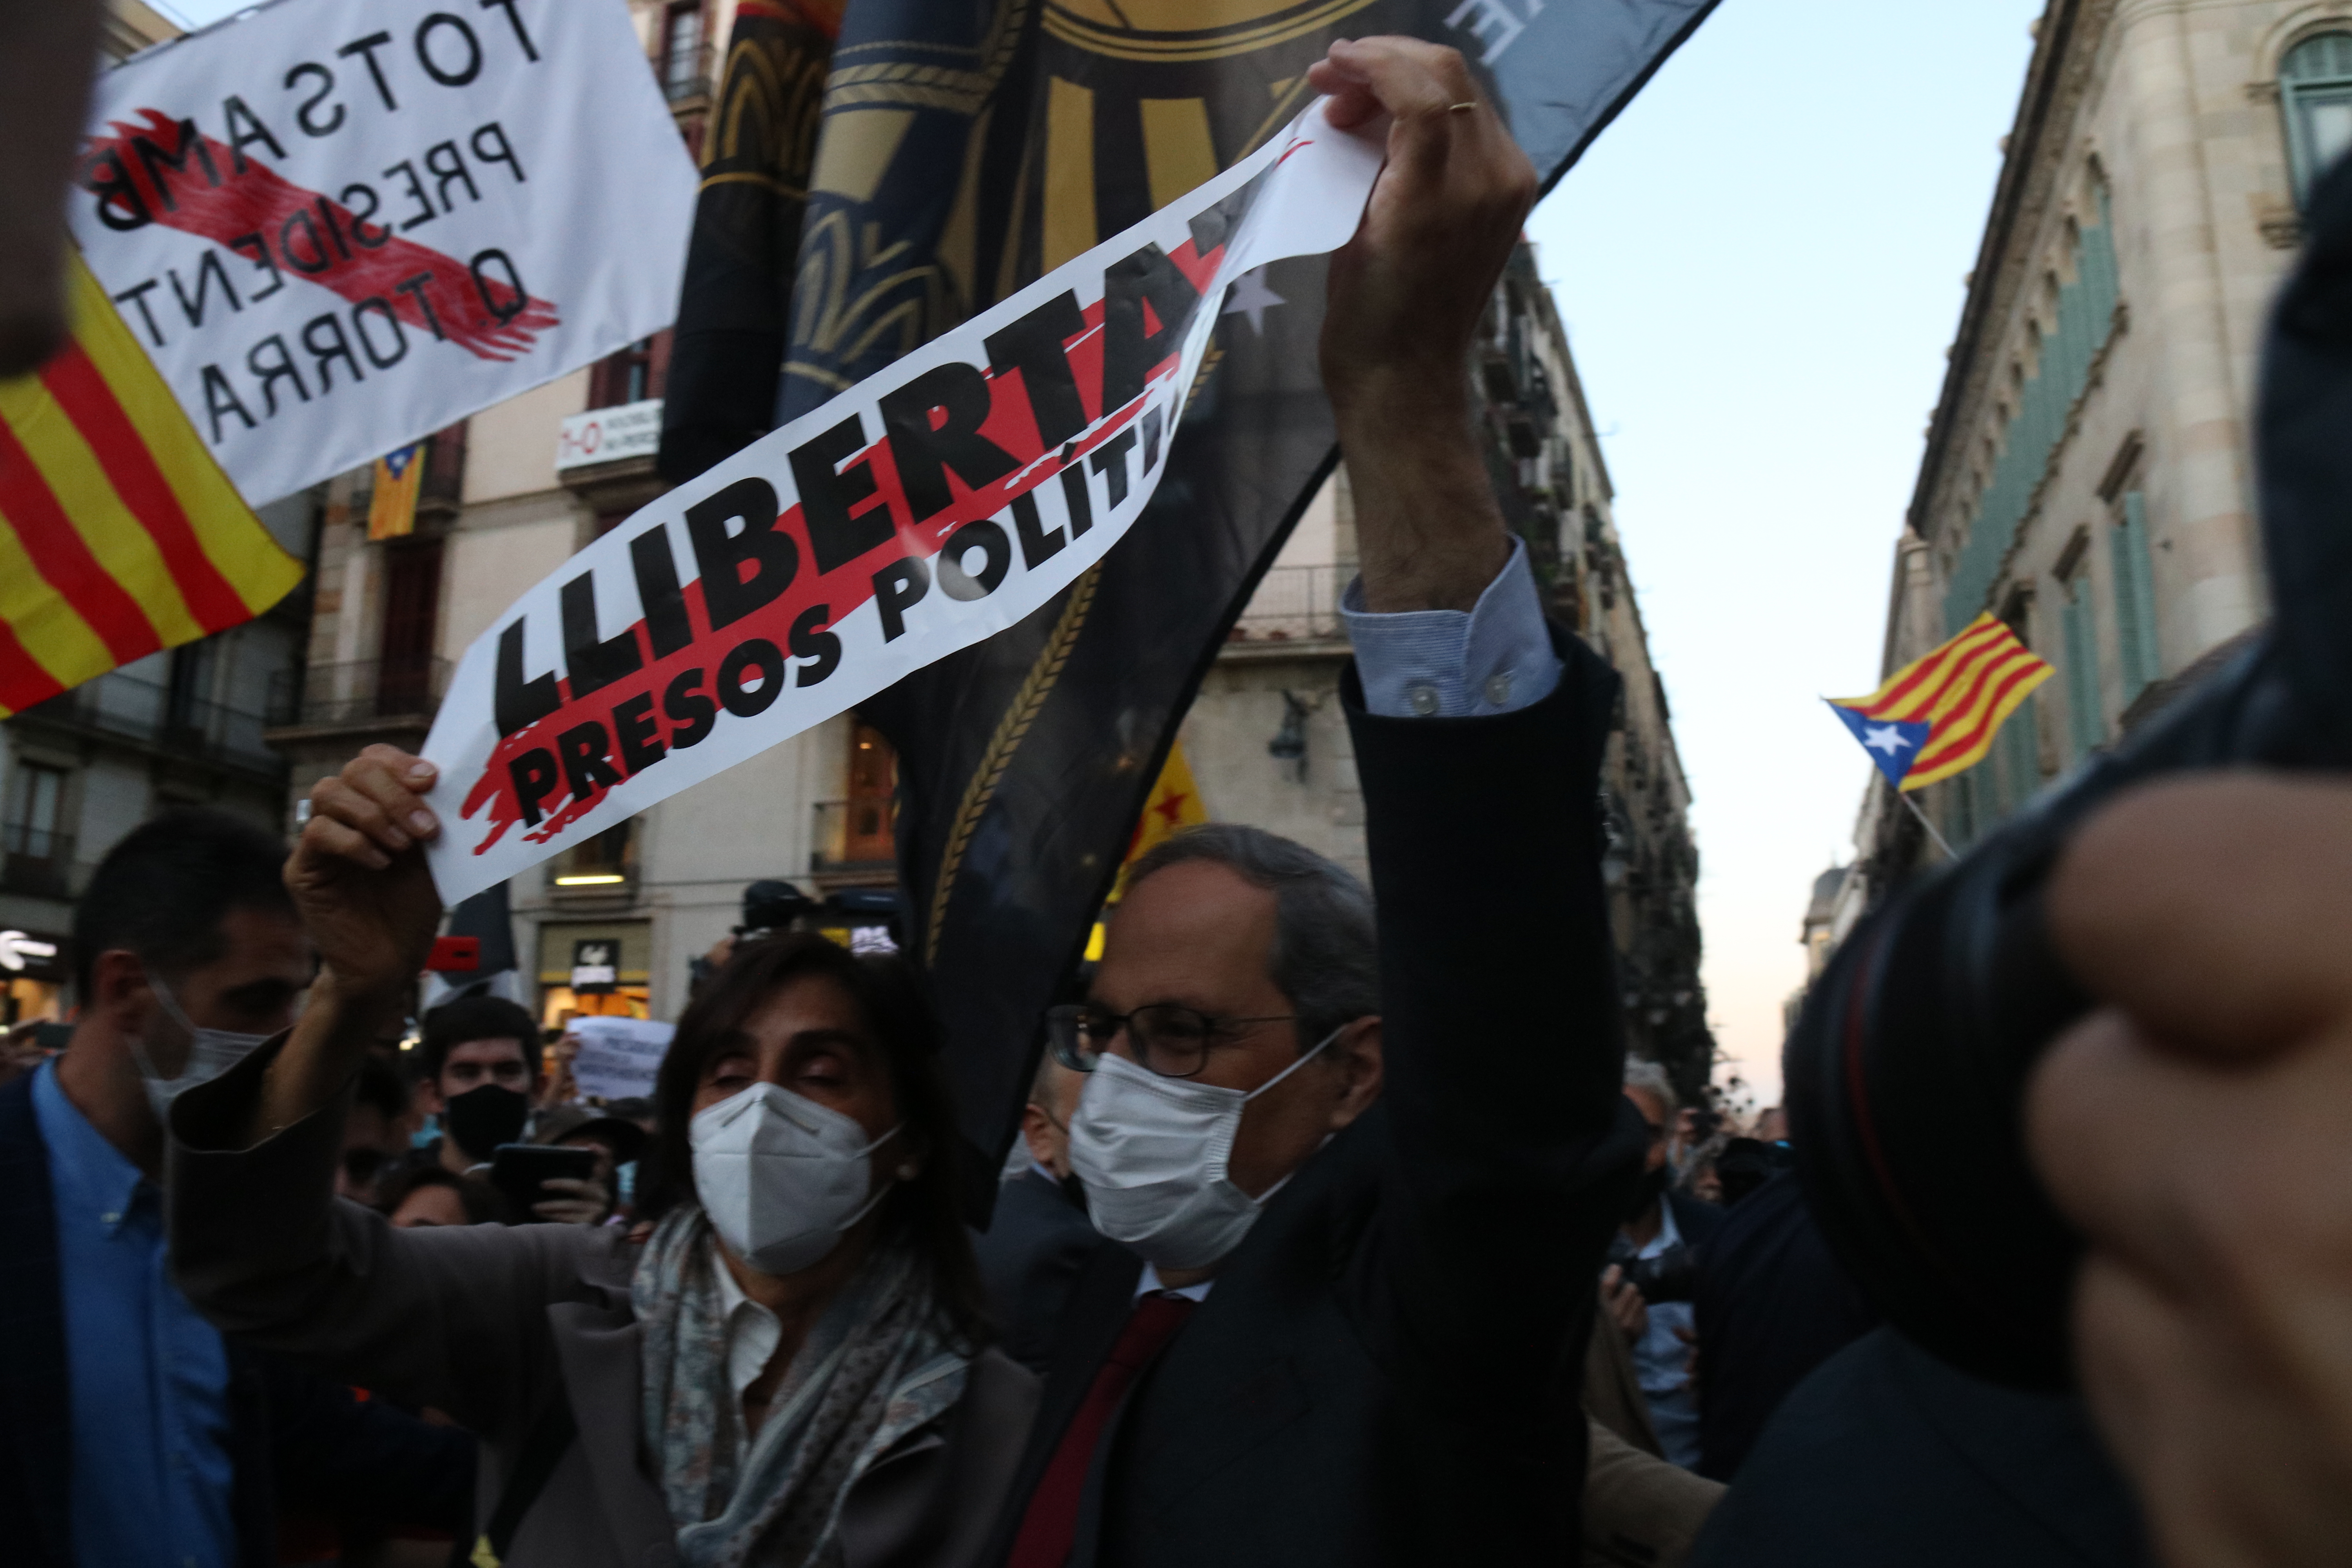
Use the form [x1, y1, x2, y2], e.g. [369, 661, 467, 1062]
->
[1340, 537, 1563, 719]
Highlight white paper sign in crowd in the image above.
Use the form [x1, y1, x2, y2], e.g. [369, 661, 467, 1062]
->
[417, 101, 1383, 906]
[569, 1015, 674, 1102]
[71, 0, 697, 505]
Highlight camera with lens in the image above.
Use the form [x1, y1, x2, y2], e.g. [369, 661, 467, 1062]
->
[1604, 1233, 1697, 1305]
[736, 878, 816, 941]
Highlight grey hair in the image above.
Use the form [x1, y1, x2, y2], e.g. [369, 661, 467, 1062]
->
[1124, 824, 1379, 1049]
[1623, 1058, 1679, 1116]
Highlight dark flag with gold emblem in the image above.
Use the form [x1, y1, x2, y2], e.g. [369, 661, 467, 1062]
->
[661, 0, 1719, 1203]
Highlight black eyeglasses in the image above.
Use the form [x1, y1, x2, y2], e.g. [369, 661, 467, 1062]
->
[1046, 1003, 1298, 1080]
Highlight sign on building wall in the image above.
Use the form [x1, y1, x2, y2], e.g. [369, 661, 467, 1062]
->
[416, 102, 1382, 906]
[556, 397, 662, 471]
[73, 0, 697, 505]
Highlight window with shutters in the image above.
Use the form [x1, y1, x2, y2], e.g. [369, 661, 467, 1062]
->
[378, 537, 445, 714]
[4, 762, 66, 862]
[843, 722, 898, 864]
[2283, 33, 2352, 210]
[2059, 565, 2103, 764]
[2110, 491, 2160, 702]
[589, 336, 665, 409]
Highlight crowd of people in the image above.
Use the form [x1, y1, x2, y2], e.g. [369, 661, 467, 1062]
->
[9, 30, 2352, 1568]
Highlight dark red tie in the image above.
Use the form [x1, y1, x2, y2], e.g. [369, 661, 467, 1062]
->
[1006, 1292, 1198, 1568]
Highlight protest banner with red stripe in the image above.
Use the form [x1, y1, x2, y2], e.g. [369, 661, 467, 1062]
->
[418, 101, 1383, 906]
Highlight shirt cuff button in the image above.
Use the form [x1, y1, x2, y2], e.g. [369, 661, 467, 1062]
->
[1406, 682, 1440, 716]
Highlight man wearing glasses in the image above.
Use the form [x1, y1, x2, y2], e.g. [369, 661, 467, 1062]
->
[984, 37, 1644, 1568]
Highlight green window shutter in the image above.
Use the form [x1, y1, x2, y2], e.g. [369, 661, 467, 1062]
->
[2111, 492, 2160, 699]
[2063, 581, 2103, 762]
[2005, 691, 2041, 809]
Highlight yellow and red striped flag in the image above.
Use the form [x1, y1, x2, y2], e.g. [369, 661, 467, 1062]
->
[0, 250, 301, 719]
[1828, 612, 2055, 791]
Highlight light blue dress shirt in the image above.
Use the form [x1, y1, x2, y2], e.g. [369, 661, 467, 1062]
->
[1340, 537, 1562, 719]
[32, 1059, 237, 1568]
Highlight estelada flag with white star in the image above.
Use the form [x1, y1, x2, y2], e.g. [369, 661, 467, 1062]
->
[1828, 612, 2055, 791]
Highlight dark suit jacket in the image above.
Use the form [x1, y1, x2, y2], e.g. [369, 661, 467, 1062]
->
[984, 628, 1646, 1568]
[0, 1069, 474, 1568]
[975, 1168, 1126, 1376]
[1666, 1190, 1725, 1250]
[1692, 1171, 1877, 1482]
[1688, 1328, 2144, 1567]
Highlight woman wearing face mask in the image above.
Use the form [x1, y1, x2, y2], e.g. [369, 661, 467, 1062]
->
[169, 877, 1037, 1568]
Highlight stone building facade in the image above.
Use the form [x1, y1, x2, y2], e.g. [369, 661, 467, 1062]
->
[1190, 242, 1713, 1094]
[1843, 0, 2348, 904]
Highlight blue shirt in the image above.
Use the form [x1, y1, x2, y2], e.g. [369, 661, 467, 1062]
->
[32, 1059, 237, 1568]
[1341, 537, 1562, 719]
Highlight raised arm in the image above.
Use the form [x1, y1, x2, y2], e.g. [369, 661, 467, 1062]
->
[259, 744, 446, 1140]
[1310, 34, 1641, 1554]
[169, 745, 604, 1432]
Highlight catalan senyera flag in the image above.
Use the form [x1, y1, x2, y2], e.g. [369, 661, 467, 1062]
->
[1829, 613, 2057, 791]
[0, 250, 301, 718]
[367, 445, 426, 542]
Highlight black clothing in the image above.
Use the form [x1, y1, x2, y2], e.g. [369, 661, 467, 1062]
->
[982, 628, 1644, 1568]
[1692, 1171, 1877, 1481]
[0, 1071, 473, 1568]
[974, 1167, 1125, 1376]
[1688, 1328, 2144, 1567]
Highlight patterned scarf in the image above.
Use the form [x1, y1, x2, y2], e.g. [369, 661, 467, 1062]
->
[633, 1206, 969, 1568]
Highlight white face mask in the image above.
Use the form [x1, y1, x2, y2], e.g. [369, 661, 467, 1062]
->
[134, 973, 273, 1123]
[1069, 1024, 1342, 1273]
[689, 1082, 901, 1276]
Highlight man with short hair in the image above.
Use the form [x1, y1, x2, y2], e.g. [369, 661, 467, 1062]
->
[976, 1047, 1122, 1375]
[981, 38, 1643, 1567]
[408, 995, 539, 1176]
[0, 808, 309, 1568]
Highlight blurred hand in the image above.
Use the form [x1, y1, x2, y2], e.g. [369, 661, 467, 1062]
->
[1304, 37, 1530, 614]
[532, 1175, 610, 1227]
[1602, 1265, 1649, 1344]
[2028, 775, 2352, 1568]
[292, 745, 444, 1002]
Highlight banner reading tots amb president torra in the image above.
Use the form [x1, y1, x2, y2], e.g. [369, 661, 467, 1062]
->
[71, 0, 696, 506]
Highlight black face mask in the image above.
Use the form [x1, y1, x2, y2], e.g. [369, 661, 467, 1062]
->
[444, 1083, 530, 1159]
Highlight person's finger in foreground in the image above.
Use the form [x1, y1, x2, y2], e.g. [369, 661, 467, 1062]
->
[2027, 774, 2352, 1568]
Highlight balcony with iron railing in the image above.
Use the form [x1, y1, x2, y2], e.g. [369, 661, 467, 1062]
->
[20, 672, 279, 776]
[0, 824, 76, 899]
[1226, 564, 1345, 645]
[266, 657, 450, 735]
[810, 798, 897, 886]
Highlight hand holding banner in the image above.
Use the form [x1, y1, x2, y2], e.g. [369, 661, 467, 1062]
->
[417, 100, 1383, 906]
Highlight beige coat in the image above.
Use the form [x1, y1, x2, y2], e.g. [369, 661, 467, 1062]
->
[167, 1046, 1037, 1568]
[1581, 1295, 1726, 1568]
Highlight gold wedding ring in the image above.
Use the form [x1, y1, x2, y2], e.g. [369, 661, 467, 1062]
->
[1447, 101, 1477, 113]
